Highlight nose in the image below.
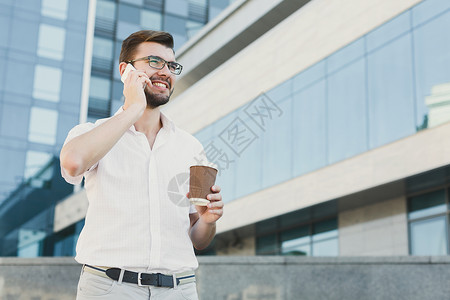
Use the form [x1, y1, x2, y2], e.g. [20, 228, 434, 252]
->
[156, 63, 172, 76]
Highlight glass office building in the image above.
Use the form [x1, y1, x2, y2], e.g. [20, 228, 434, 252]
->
[0, 0, 234, 256]
[89, 0, 234, 120]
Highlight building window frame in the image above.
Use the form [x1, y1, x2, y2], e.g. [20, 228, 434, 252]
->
[407, 185, 450, 255]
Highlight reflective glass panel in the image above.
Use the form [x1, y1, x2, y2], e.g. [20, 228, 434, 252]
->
[367, 34, 415, 148]
[89, 76, 111, 100]
[327, 58, 368, 163]
[292, 80, 327, 176]
[256, 234, 277, 255]
[41, 0, 68, 20]
[410, 216, 448, 255]
[24, 151, 53, 179]
[312, 238, 339, 256]
[413, 10, 450, 129]
[408, 189, 446, 220]
[96, 0, 116, 20]
[262, 98, 292, 187]
[281, 226, 310, 256]
[312, 219, 338, 242]
[37, 24, 66, 61]
[33, 65, 62, 102]
[28, 107, 58, 145]
[165, 0, 188, 17]
[141, 10, 162, 30]
[93, 37, 114, 61]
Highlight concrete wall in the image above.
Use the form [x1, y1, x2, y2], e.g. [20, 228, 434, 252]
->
[339, 196, 409, 256]
[1, 256, 449, 300]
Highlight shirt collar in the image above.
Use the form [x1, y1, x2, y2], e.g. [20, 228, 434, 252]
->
[114, 106, 176, 135]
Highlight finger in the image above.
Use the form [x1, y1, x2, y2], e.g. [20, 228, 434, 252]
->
[207, 193, 221, 201]
[210, 185, 221, 193]
[208, 209, 223, 216]
[137, 76, 152, 88]
[207, 201, 223, 208]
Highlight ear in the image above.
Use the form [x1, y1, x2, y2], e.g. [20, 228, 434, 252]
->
[119, 62, 128, 76]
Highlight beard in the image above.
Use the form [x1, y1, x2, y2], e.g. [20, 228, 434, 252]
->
[144, 79, 174, 109]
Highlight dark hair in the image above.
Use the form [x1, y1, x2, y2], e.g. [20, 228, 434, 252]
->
[119, 30, 174, 63]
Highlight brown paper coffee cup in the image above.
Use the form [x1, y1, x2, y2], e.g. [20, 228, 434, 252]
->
[189, 165, 218, 206]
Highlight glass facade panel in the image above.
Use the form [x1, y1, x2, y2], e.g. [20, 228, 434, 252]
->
[409, 189, 446, 219]
[292, 61, 326, 94]
[292, 80, 327, 176]
[262, 98, 292, 187]
[412, 0, 450, 27]
[413, 10, 450, 129]
[37, 24, 66, 60]
[33, 65, 62, 102]
[366, 11, 410, 52]
[327, 39, 364, 74]
[141, 9, 162, 30]
[28, 107, 58, 145]
[96, 0, 116, 20]
[327, 58, 367, 163]
[231, 118, 262, 199]
[165, 0, 188, 17]
[256, 234, 277, 255]
[1, 103, 30, 140]
[41, 0, 68, 20]
[312, 238, 338, 256]
[186, 20, 203, 39]
[313, 219, 338, 241]
[367, 34, 415, 148]
[410, 216, 447, 255]
[24, 151, 53, 179]
[93, 37, 114, 61]
[281, 226, 310, 256]
[118, 3, 140, 23]
[256, 213, 338, 256]
[88, 76, 111, 117]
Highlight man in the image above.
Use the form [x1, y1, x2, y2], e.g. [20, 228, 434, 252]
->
[60, 30, 224, 299]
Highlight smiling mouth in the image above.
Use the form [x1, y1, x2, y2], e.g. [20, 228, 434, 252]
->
[152, 82, 168, 88]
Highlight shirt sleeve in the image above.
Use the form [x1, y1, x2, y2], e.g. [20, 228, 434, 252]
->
[60, 122, 97, 185]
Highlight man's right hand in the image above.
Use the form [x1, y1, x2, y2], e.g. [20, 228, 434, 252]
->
[121, 63, 152, 113]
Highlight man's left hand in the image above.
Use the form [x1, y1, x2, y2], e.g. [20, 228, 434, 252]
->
[196, 185, 223, 224]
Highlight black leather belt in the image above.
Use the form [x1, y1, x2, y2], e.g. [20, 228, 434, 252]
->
[84, 264, 195, 288]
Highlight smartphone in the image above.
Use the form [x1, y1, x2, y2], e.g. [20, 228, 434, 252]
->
[121, 63, 136, 83]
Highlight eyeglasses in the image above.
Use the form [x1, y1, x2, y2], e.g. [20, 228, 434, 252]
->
[127, 55, 183, 75]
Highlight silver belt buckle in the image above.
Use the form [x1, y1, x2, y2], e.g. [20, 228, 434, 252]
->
[137, 272, 143, 286]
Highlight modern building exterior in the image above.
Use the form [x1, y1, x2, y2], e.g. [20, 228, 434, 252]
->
[1, 0, 450, 259]
[0, 0, 234, 256]
[164, 0, 450, 256]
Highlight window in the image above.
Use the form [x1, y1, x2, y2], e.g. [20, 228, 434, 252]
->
[24, 151, 53, 180]
[41, 0, 68, 20]
[33, 65, 62, 102]
[256, 215, 338, 256]
[96, 0, 116, 20]
[88, 76, 111, 118]
[37, 24, 66, 60]
[141, 9, 162, 30]
[408, 189, 449, 255]
[28, 107, 58, 145]
[92, 37, 114, 72]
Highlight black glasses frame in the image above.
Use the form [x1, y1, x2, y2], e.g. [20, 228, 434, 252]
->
[127, 55, 183, 75]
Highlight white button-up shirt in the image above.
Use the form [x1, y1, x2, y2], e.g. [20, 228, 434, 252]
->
[61, 108, 206, 274]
